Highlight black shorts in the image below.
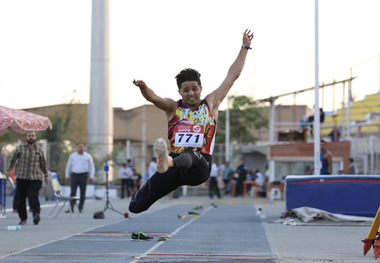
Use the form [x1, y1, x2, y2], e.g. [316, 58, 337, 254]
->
[129, 149, 212, 213]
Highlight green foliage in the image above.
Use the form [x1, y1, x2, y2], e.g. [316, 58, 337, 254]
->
[215, 95, 268, 144]
[0, 131, 24, 143]
[41, 110, 72, 142]
[40, 109, 73, 182]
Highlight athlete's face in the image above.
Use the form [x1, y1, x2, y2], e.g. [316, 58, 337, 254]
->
[178, 81, 202, 108]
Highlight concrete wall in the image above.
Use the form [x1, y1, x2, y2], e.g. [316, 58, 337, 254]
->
[270, 141, 351, 173]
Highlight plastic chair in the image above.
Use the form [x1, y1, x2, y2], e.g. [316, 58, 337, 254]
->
[270, 188, 282, 201]
[48, 178, 80, 219]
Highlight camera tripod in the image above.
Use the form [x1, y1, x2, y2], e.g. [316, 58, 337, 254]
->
[102, 160, 124, 216]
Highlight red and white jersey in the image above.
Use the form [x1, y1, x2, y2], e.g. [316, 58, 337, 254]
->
[168, 99, 217, 155]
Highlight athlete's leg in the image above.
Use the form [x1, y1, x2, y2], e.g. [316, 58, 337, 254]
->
[172, 148, 196, 170]
[129, 168, 182, 213]
[129, 140, 211, 213]
[175, 148, 212, 186]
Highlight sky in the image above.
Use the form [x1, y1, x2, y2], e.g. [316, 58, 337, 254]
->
[1, 0, 380, 113]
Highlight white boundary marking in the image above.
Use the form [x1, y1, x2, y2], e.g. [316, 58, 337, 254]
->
[131, 206, 213, 263]
[0, 202, 174, 260]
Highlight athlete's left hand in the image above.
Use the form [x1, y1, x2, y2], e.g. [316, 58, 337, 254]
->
[133, 79, 148, 89]
[243, 29, 254, 47]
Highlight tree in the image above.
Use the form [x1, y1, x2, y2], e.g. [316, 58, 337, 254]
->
[39, 91, 85, 181]
[0, 130, 23, 144]
[215, 95, 268, 144]
[40, 109, 73, 181]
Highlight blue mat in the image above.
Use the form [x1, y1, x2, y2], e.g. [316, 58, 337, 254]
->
[2, 204, 275, 262]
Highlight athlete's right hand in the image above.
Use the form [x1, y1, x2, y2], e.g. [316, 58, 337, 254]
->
[133, 79, 147, 89]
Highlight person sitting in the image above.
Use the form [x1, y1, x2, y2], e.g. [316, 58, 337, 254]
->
[255, 169, 266, 197]
[328, 126, 340, 142]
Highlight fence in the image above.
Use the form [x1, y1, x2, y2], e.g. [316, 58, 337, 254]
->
[0, 141, 228, 184]
[1, 135, 380, 186]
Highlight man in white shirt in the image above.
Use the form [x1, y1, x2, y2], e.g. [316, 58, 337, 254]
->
[209, 159, 221, 199]
[118, 161, 133, 198]
[254, 169, 266, 197]
[147, 157, 157, 180]
[65, 143, 95, 213]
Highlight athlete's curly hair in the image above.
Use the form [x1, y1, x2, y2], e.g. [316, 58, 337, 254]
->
[175, 68, 202, 89]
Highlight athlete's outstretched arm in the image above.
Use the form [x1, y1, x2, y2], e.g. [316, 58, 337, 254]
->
[133, 80, 177, 118]
[206, 30, 254, 117]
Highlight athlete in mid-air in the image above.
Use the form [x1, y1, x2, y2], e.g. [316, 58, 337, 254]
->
[129, 29, 254, 213]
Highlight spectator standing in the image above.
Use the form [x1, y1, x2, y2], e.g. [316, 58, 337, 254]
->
[132, 168, 142, 191]
[65, 143, 95, 213]
[209, 159, 221, 199]
[218, 162, 225, 177]
[307, 140, 333, 175]
[320, 140, 333, 175]
[127, 159, 133, 169]
[328, 126, 340, 142]
[5, 132, 48, 225]
[223, 161, 234, 194]
[235, 159, 248, 196]
[118, 161, 133, 199]
[307, 108, 325, 136]
[349, 158, 358, 175]
[144, 163, 150, 182]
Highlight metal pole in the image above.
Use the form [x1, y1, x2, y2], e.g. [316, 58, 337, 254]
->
[268, 97, 276, 181]
[269, 98, 275, 144]
[141, 105, 146, 176]
[225, 97, 230, 162]
[314, 0, 321, 175]
[347, 74, 352, 140]
[370, 136, 375, 174]
[88, 0, 113, 164]
[293, 93, 296, 124]
[126, 140, 131, 160]
[342, 82, 346, 140]
[332, 81, 335, 111]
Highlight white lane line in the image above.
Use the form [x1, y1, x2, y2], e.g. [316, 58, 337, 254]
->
[4, 199, 97, 212]
[131, 206, 213, 263]
[0, 202, 173, 260]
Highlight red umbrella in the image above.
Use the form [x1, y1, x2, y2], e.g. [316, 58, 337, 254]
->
[0, 105, 52, 136]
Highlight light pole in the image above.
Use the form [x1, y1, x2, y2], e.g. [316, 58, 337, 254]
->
[313, 0, 321, 175]
[225, 96, 230, 162]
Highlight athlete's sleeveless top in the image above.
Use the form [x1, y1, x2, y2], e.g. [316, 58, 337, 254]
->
[320, 151, 330, 175]
[168, 99, 217, 155]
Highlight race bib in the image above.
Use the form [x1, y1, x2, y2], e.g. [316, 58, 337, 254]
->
[174, 124, 204, 147]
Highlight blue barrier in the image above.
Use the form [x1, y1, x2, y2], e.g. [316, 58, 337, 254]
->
[285, 175, 380, 217]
